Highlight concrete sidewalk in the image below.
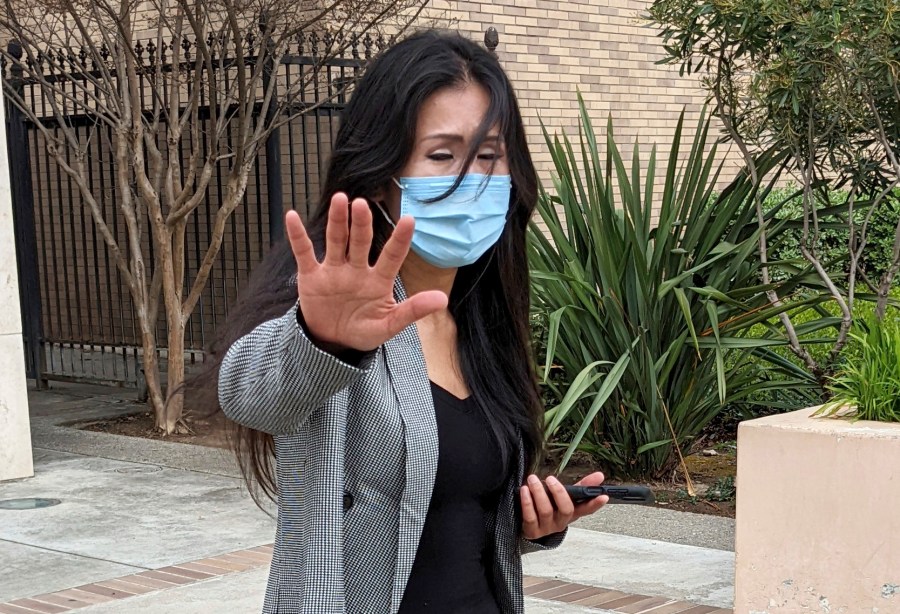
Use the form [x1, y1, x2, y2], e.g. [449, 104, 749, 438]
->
[0, 384, 736, 613]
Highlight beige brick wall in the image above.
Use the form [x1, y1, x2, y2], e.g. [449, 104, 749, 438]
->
[435, 0, 745, 209]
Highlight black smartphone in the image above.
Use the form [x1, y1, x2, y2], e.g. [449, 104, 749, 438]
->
[566, 484, 654, 504]
[543, 482, 654, 505]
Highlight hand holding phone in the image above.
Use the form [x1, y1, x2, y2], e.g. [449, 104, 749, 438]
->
[521, 474, 594, 540]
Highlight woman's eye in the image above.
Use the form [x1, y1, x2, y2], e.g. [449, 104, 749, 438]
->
[427, 153, 453, 161]
[478, 150, 503, 162]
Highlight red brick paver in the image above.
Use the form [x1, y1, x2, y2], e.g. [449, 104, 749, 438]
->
[521, 577, 733, 614]
[7, 599, 69, 614]
[0, 545, 733, 614]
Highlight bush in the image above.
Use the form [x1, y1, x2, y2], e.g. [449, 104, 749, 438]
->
[764, 187, 900, 287]
[716, 187, 900, 424]
[530, 99, 822, 479]
[716, 285, 900, 432]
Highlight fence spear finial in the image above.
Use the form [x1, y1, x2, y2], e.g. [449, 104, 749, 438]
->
[484, 27, 499, 58]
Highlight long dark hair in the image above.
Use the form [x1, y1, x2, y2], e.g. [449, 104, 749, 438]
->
[194, 29, 544, 504]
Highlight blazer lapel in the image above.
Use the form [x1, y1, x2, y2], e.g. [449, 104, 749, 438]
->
[384, 277, 439, 612]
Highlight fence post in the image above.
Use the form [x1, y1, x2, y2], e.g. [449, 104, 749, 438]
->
[261, 14, 284, 245]
[5, 40, 45, 388]
[484, 27, 499, 58]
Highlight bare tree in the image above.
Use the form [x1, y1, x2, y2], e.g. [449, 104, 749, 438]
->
[1, 0, 431, 433]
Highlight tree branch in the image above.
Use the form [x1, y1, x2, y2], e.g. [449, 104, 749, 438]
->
[711, 42, 818, 374]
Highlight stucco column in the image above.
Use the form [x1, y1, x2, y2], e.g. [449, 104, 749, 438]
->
[0, 90, 34, 482]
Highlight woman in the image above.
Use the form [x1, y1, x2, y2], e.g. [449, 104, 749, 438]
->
[214, 30, 608, 614]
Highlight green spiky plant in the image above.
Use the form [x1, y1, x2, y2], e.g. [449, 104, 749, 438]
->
[530, 97, 829, 478]
[817, 314, 900, 424]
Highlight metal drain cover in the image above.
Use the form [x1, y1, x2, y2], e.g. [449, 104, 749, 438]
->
[0, 498, 61, 510]
[113, 465, 162, 474]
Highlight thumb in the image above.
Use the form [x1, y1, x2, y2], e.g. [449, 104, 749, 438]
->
[384, 290, 448, 337]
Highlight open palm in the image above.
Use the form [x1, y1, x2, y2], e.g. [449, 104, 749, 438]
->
[287, 193, 448, 352]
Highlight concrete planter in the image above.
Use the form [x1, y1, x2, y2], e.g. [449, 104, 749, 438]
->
[734, 406, 900, 613]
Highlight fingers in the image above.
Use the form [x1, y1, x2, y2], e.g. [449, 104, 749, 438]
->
[573, 471, 608, 520]
[347, 198, 374, 267]
[373, 215, 415, 281]
[519, 475, 570, 540]
[545, 475, 575, 517]
[527, 474, 557, 528]
[325, 192, 350, 266]
[574, 471, 606, 487]
[519, 485, 539, 537]
[285, 210, 318, 276]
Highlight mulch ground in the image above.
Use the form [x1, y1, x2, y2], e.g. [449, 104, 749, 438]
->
[79, 409, 231, 449]
[77, 410, 737, 518]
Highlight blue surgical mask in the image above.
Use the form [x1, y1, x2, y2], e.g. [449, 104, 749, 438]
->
[377, 173, 511, 268]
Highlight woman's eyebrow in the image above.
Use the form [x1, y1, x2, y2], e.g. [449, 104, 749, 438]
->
[420, 133, 502, 142]
[421, 133, 464, 142]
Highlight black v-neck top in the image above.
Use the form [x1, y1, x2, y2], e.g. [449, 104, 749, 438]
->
[397, 382, 506, 613]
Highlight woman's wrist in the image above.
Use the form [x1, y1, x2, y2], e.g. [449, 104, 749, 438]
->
[296, 305, 365, 363]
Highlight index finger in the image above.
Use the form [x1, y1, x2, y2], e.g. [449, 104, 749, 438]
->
[286, 210, 318, 276]
[574, 472, 606, 487]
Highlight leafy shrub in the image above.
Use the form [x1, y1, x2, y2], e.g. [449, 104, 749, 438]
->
[764, 187, 900, 287]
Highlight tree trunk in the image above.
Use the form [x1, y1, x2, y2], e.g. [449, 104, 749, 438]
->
[140, 325, 167, 427]
[154, 219, 187, 435]
[160, 319, 185, 435]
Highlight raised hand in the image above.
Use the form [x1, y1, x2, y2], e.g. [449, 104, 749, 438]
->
[286, 193, 448, 353]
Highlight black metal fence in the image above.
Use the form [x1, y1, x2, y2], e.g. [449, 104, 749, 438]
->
[5, 30, 387, 388]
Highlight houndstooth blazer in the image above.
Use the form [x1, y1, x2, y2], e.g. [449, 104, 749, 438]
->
[218, 278, 564, 614]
